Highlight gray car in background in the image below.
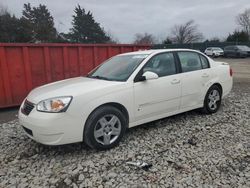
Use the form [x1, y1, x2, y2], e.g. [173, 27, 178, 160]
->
[224, 45, 250, 58]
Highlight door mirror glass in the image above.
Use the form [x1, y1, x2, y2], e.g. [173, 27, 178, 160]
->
[142, 71, 159, 80]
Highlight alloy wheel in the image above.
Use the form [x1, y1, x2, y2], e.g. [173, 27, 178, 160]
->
[94, 114, 121, 145]
[208, 89, 220, 110]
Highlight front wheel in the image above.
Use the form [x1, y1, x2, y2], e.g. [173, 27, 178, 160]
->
[201, 85, 222, 114]
[83, 106, 127, 150]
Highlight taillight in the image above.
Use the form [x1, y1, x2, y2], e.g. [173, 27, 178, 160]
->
[230, 67, 233, 77]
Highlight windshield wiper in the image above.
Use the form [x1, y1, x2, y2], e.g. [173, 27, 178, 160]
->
[88, 75, 110, 80]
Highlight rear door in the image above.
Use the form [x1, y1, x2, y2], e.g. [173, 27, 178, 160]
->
[177, 51, 211, 109]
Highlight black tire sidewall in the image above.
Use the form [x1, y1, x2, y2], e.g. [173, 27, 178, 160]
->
[84, 106, 127, 150]
[203, 85, 222, 114]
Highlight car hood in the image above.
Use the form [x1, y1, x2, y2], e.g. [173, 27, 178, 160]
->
[27, 77, 124, 103]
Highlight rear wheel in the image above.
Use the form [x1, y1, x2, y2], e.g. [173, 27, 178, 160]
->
[201, 85, 222, 114]
[83, 106, 127, 150]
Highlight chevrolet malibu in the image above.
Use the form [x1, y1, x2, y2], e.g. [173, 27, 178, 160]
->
[19, 49, 233, 149]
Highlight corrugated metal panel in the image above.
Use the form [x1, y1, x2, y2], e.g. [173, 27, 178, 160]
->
[0, 43, 150, 108]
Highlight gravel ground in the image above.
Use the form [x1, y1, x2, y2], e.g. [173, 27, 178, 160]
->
[0, 82, 250, 188]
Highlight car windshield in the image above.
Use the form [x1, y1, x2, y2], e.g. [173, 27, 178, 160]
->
[237, 45, 250, 50]
[87, 54, 148, 81]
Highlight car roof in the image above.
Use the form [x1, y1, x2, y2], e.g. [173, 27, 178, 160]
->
[118, 49, 202, 56]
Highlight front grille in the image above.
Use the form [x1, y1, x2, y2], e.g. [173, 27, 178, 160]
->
[22, 126, 33, 136]
[21, 100, 35, 116]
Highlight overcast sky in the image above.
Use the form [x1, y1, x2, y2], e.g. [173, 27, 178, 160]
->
[1, 0, 250, 43]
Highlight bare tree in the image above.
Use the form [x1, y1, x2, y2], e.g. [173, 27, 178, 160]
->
[133, 33, 157, 45]
[236, 8, 250, 36]
[170, 20, 203, 44]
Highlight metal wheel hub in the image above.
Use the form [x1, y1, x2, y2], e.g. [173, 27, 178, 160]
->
[94, 114, 121, 145]
[104, 125, 112, 133]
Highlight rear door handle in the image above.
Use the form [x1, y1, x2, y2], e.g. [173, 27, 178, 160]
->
[171, 79, 180, 84]
[202, 73, 209, 78]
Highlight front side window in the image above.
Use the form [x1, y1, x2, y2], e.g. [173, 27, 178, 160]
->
[142, 53, 176, 77]
[88, 54, 148, 81]
[178, 52, 202, 72]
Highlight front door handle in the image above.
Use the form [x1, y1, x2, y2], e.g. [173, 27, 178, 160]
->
[171, 79, 180, 84]
[202, 73, 209, 78]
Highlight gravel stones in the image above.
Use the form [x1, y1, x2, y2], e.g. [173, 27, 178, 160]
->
[0, 83, 250, 187]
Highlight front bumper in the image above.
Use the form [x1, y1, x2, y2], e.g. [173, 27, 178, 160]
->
[214, 52, 224, 57]
[18, 104, 83, 145]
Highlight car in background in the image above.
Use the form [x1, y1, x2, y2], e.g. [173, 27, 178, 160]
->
[224, 45, 250, 58]
[19, 49, 233, 150]
[204, 47, 224, 57]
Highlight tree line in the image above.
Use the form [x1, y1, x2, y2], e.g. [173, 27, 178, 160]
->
[0, 4, 112, 43]
[135, 8, 250, 45]
[0, 4, 250, 44]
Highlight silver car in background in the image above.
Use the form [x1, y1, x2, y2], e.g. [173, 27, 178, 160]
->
[204, 47, 224, 57]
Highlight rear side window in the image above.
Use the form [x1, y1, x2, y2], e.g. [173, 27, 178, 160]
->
[177, 52, 202, 72]
[199, 55, 209, 69]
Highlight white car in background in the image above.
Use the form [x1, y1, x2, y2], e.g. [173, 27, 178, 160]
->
[19, 49, 233, 150]
[204, 47, 224, 57]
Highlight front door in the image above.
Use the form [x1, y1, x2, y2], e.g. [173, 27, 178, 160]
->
[133, 52, 181, 121]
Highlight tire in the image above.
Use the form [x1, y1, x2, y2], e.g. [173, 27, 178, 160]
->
[83, 105, 127, 150]
[201, 85, 222, 114]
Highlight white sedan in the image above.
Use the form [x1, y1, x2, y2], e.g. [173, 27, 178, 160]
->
[19, 49, 233, 149]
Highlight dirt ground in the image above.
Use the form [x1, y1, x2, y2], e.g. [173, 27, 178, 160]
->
[0, 57, 249, 124]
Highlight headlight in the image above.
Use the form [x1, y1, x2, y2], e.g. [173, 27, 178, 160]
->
[37, 96, 72, 113]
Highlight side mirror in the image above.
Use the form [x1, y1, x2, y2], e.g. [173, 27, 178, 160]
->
[141, 71, 159, 81]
